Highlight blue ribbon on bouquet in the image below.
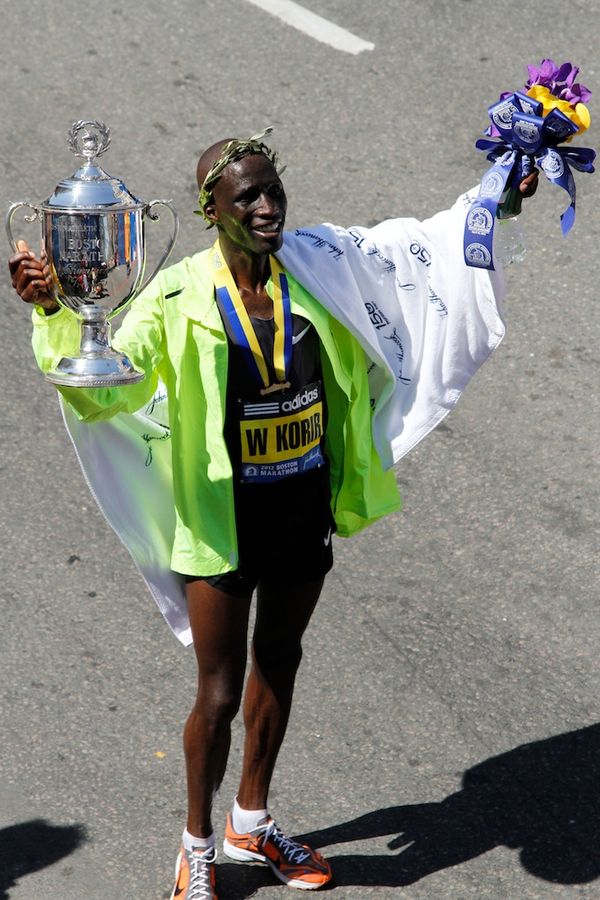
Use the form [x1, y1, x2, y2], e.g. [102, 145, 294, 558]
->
[463, 90, 596, 269]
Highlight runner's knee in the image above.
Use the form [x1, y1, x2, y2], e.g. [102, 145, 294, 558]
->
[254, 638, 303, 679]
[193, 676, 244, 726]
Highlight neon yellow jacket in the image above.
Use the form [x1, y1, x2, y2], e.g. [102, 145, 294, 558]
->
[32, 249, 401, 576]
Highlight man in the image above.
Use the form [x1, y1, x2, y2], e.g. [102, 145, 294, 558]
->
[9, 129, 537, 899]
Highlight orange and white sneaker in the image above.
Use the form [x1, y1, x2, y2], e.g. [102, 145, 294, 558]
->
[170, 844, 218, 900]
[223, 814, 332, 890]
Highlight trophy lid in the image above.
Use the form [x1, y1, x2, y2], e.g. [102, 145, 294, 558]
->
[42, 120, 144, 211]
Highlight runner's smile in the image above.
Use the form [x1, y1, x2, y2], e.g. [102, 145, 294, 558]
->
[251, 218, 283, 239]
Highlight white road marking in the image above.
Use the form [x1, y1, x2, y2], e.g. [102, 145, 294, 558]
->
[244, 0, 374, 55]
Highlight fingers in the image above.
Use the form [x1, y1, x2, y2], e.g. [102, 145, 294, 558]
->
[518, 170, 539, 197]
[8, 244, 35, 278]
[8, 239, 57, 309]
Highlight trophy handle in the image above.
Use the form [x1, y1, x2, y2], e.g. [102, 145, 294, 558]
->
[139, 200, 179, 294]
[6, 201, 40, 252]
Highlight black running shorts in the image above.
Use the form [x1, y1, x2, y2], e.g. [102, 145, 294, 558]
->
[188, 466, 335, 598]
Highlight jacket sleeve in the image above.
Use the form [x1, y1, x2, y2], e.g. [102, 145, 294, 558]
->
[31, 281, 166, 422]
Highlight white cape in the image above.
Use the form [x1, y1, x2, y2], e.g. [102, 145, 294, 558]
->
[61, 189, 505, 646]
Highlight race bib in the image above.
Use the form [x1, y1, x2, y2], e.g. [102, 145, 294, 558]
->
[238, 381, 325, 483]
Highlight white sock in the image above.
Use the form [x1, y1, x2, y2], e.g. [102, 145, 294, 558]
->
[232, 797, 269, 834]
[182, 828, 215, 852]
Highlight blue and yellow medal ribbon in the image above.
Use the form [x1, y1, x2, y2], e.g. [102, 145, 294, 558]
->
[210, 241, 293, 392]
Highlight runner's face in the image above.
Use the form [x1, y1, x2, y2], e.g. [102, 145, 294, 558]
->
[210, 154, 287, 254]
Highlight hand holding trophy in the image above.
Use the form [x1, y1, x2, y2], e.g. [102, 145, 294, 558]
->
[6, 120, 179, 386]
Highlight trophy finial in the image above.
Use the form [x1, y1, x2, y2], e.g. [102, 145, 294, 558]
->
[67, 120, 111, 163]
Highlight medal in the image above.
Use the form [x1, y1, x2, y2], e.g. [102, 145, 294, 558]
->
[210, 241, 292, 394]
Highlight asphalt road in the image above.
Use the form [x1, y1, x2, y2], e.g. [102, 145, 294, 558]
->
[1, 1, 599, 898]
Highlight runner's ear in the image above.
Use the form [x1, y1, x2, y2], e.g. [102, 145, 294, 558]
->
[204, 200, 218, 225]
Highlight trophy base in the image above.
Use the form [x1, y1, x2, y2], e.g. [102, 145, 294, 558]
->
[46, 352, 144, 387]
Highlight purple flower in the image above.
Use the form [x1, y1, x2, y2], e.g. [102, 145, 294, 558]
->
[525, 58, 592, 105]
[526, 58, 561, 88]
[556, 62, 578, 87]
[561, 81, 593, 105]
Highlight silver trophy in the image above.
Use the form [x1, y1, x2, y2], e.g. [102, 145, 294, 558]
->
[6, 120, 179, 386]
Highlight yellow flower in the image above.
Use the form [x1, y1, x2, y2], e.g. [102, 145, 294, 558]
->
[527, 84, 591, 136]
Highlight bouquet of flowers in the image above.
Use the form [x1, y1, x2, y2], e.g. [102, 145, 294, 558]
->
[464, 60, 595, 270]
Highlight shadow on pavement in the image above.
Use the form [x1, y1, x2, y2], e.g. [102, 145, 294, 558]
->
[280, 721, 600, 891]
[0, 819, 86, 899]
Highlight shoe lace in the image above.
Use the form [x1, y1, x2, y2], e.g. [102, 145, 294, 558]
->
[264, 822, 310, 865]
[188, 846, 216, 900]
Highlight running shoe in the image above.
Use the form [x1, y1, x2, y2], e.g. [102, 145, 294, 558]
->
[170, 844, 218, 900]
[223, 814, 332, 890]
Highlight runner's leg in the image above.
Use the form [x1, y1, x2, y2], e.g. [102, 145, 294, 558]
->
[184, 578, 252, 837]
[237, 576, 325, 810]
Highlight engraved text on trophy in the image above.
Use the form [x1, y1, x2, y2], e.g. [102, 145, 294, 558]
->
[48, 210, 143, 312]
